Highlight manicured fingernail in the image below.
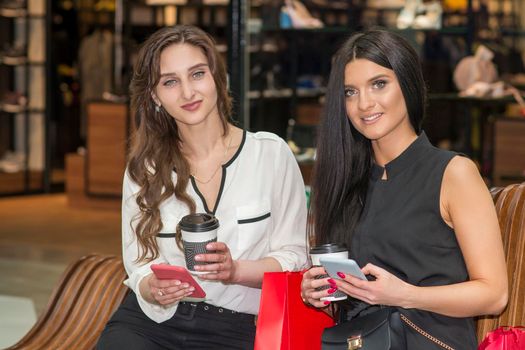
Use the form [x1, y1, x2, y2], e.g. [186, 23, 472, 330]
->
[328, 288, 337, 294]
[327, 278, 336, 284]
[337, 272, 345, 278]
[206, 244, 213, 250]
[324, 301, 331, 305]
[189, 287, 195, 291]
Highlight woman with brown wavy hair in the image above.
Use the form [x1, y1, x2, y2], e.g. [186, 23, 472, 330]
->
[97, 25, 307, 349]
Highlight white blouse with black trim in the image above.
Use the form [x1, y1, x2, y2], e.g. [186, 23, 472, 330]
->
[122, 131, 308, 323]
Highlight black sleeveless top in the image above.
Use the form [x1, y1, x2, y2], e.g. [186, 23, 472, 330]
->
[350, 132, 477, 349]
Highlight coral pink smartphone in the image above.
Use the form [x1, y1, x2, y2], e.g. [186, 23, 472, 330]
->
[150, 264, 206, 301]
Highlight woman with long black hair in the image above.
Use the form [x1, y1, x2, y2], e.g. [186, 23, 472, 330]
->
[301, 29, 507, 349]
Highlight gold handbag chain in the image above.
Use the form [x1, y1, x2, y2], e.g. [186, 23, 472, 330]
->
[400, 314, 455, 350]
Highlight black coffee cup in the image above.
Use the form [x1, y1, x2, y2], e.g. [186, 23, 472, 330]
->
[179, 213, 219, 274]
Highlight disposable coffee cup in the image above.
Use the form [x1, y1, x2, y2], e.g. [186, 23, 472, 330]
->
[309, 243, 348, 301]
[178, 213, 219, 275]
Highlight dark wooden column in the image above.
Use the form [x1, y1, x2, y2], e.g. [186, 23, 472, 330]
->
[227, 0, 249, 128]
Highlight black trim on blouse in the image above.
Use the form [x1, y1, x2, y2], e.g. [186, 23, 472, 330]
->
[190, 129, 247, 214]
[237, 212, 271, 224]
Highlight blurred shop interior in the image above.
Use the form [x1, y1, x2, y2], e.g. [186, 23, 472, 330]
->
[1, 0, 525, 198]
[1, 0, 525, 345]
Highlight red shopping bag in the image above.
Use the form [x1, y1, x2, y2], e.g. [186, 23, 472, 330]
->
[479, 326, 525, 350]
[254, 271, 335, 350]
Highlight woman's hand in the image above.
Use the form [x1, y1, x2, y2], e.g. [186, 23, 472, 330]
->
[194, 242, 239, 283]
[142, 273, 196, 306]
[334, 263, 412, 307]
[300, 266, 339, 308]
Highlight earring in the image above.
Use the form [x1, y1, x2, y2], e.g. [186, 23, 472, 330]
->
[155, 104, 161, 113]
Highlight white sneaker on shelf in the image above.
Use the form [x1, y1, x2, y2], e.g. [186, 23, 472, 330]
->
[412, 1, 442, 29]
[294, 148, 316, 163]
[283, 0, 323, 29]
[0, 151, 25, 173]
[396, 0, 420, 29]
[1, 91, 28, 113]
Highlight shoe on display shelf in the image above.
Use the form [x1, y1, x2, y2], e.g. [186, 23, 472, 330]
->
[396, 0, 420, 29]
[459, 80, 525, 115]
[281, 0, 323, 29]
[454, 45, 498, 92]
[0, 44, 27, 65]
[297, 75, 325, 97]
[0, 151, 26, 173]
[443, 0, 467, 11]
[294, 147, 316, 163]
[397, 0, 443, 30]
[412, 0, 442, 30]
[1, 91, 28, 113]
[0, 0, 27, 17]
[102, 91, 128, 104]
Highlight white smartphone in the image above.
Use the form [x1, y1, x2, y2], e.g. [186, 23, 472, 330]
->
[319, 257, 367, 281]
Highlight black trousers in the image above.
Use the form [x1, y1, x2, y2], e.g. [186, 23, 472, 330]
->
[97, 292, 256, 350]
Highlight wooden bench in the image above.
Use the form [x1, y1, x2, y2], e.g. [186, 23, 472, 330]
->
[476, 182, 525, 342]
[6, 183, 525, 349]
[6, 255, 128, 350]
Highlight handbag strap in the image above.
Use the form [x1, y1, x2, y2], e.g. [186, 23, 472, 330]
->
[400, 313, 455, 350]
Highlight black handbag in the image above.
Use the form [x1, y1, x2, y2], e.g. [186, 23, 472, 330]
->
[321, 307, 456, 350]
[321, 307, 406, 350]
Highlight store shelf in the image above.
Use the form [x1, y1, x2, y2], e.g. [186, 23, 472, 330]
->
[500, 28, 525, 37]
[262, 26, 471, 36]
[143, 2, 229, 8]
[394, 26, 469, 35]
[0, 1, 51, 195]
[0, 55, 27, 65]
[0, 170, 43, 194]
[429, 93, 518, 104]
[0, 8, 27, 18]
[261, 26, 351, 34]
[1, 59, 46, 66]
[248, 88, 326, 100]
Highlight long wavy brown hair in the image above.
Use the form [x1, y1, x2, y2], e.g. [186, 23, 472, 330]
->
[128, 25, 232, 263]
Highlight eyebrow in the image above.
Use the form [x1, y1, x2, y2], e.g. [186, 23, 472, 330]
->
[160, 63, 209, 78]
[344, 74, 390, 87]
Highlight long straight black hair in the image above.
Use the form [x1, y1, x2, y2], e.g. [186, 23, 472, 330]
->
[311, 29, 427, 249]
